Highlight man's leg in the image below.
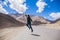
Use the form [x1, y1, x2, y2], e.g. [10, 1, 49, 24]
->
[29, 24, 33, 32]
[26, 24, 30, 29]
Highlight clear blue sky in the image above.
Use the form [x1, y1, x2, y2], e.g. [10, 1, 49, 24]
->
[0, 0, 60, 20]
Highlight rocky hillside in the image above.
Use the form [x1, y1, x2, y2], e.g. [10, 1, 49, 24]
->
[11, 14, 51, 25]
[0, 13, 25, 29]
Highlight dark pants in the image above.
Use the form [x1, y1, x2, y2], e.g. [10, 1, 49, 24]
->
[26, 23, 33, 32]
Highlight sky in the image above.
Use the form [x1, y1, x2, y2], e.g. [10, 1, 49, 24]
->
[0, 0, 60, 20]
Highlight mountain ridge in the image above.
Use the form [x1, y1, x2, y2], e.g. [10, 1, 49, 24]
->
[0, 13, 25, 29]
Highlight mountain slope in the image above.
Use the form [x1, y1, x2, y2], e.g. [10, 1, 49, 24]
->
[52, 19, 60, 24]
[0, 13, 25, 29]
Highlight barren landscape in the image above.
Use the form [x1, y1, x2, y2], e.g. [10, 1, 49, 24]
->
[0, 13, 60, 40]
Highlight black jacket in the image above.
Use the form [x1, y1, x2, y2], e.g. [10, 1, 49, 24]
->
[27, 16, 32, 24]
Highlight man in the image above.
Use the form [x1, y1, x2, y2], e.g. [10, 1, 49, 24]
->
[26, 15, 33, 32]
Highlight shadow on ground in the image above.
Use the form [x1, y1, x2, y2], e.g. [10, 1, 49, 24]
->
[31, 34, 40, 37]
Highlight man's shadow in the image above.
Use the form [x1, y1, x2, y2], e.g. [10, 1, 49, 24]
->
[31, 34, 40, 37]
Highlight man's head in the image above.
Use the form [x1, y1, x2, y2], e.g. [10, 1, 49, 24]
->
[28, 15, 29, 16]
[25, 15, 30, 17]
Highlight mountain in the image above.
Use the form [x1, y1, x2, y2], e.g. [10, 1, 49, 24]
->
[0, 13, 59, 27]
[31, 16, 51, 24]
[11, 14, 51, 25]
[11, 14, 27, 23]
[10, 14, 60, 25]
[0, 13, 25, 29]
[51, 19, 60, 24]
